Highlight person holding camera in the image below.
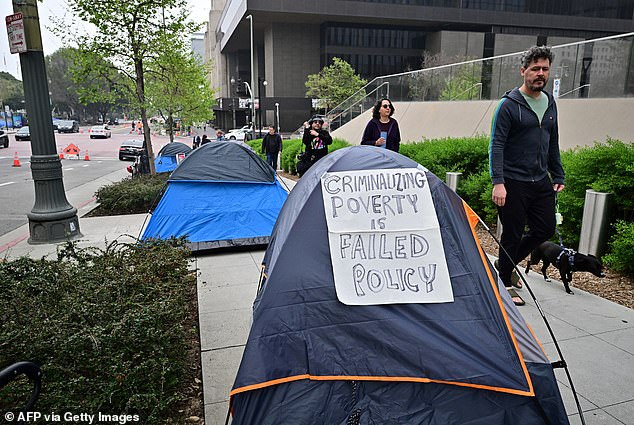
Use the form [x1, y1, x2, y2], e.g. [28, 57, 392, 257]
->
[300, 116, 332, 172]
[361, 98, 401, 152]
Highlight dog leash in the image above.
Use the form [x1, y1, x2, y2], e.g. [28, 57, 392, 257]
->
[476, 214, 587, 425]
[553, 194, 576, 271]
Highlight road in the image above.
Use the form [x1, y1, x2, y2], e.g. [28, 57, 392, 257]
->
[0, 124, 189, 237]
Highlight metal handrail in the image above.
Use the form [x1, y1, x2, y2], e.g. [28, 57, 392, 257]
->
[329, 82, 389, 130]
[558, 84, 591, 98]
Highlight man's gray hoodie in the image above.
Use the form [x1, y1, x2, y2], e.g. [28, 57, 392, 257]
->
[489, 87, 565, 186]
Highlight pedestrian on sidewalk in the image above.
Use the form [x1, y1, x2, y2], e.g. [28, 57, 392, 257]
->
[360, 98, 401, 152]
[301, 116, 332, 173]
[193, 135, 201, 149]
[489, 45, 565, 306]
[261, 125, 283, 170]
[201, 134, 210, 145]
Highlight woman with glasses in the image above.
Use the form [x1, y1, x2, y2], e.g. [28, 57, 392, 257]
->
[361, 98, 401, 152]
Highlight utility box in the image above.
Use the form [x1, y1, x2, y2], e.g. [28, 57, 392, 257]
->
[445, 172, 462, 192]
[578, 190, 612, 257]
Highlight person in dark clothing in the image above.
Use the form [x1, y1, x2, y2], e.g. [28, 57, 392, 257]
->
[193, 135, 201, 149]
[360, 98, 401, 152]
[489, 45, 565, 306]
[261, 126, 283, 170]
[302, 116, 333, 165]
[201, 134, 210, 145]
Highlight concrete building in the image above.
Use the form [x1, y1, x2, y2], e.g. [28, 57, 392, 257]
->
[204, 0, 634, 132]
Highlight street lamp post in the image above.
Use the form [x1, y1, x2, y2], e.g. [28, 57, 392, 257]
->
[258, 77, 267, 132]
[246, 14, 255, 140]
[274, 102, 280, 134]
[12, 0, 81, 243]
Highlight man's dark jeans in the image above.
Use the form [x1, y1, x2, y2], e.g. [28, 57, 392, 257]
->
[266, 152, 278, 170]
[497, 177, 556, 286]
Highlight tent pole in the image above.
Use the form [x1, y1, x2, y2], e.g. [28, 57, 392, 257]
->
[477, 217, 587, 425]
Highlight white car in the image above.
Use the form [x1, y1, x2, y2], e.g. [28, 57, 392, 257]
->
[225, 126, 267, 141]
[89, 125, 112, 139]
[225, 129, 249, 141]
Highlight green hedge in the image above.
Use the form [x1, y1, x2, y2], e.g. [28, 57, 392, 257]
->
[557, 139, 634, 248]
[604, 220, 634, 274]
[95, 174, 169, 215]
[396, 136, 634, 275]
[0, 239, 196, 422]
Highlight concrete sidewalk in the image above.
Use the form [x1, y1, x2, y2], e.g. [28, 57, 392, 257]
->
[1, 173, 633, 425]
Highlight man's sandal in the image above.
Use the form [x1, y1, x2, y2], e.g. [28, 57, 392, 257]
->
[507, 287, 525, 306]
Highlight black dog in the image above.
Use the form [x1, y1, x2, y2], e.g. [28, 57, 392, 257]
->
[525, 241, 605, 294]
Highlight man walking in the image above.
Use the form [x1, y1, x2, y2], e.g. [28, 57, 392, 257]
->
[489, 45, 565, 306]
[261, 125, 283, 170]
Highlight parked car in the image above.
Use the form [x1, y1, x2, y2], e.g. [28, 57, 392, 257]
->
[225, 126, 267, 141]
[89, 125, 112, 139]
[15, 126, 30, 141]
[0, 130, 8, 148]
[225, 128, 248, 141]
[57, 120, 79, 133]
[108, 118, 119, 126]
[119, 139, 144, 161]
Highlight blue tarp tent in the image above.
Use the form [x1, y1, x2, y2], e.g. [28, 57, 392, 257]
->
[230, 146, 569, 424]
[142, 141, 288, 251]
[154, 142, 192, 173]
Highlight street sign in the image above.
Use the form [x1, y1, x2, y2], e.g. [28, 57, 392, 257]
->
[6, 13, 27, 54]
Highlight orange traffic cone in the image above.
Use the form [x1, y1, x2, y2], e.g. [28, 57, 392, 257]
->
[83, 150, 91, 161]
[59, 149, 65, 160]
[12, 152, 21, 167]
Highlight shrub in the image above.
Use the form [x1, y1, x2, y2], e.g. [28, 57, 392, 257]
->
[603, 220, 634, 275]
[95, 174, 169, 215]
[458, 169, 497, 224]
[399, 136, 489, 178]
[280, 139, 303, 174]
[0, 239, 196, 422]
[557, 139, 634, 247]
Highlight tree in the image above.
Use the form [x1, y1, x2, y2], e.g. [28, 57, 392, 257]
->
[45, 48, 82, 119]
[0, 71, 25, 110]
[55, 0, 199, 174]
[146, 37, 215, 143]
[305, 57, 367, 111]
[439, 62, 482, 101]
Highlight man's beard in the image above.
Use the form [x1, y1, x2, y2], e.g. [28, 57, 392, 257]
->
[528, 79, 546, 92]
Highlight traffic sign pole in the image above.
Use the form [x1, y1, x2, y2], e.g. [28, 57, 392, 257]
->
[9, 0, 81, 243]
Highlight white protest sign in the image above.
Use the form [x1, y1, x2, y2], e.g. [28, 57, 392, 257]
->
[321, 168, 453, 305]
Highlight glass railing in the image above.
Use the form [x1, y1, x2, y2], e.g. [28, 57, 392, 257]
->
[327, 32, 634, 131]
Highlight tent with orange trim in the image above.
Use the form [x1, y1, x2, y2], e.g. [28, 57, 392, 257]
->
[229, 146, 569, 424]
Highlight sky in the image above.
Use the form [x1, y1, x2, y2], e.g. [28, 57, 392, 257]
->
[0, 0, 211, 81]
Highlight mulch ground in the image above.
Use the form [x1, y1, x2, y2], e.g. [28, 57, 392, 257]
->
[278, 170, 634, 310]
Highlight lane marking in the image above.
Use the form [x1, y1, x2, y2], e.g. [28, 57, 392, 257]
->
[0, 181, 15, 187]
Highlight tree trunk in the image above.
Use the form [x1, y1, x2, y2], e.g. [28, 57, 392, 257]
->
[135, 58, 156, 175]
[168, 114, 174, 143]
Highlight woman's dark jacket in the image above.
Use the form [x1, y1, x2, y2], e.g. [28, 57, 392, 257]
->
[360, 118, 401, 152]
[489, 87, 565, 185]
[302, 128, 333, 162]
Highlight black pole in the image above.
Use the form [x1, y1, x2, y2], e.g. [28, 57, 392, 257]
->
[13, 0, 81, 243]
[258, 79, 262, 133]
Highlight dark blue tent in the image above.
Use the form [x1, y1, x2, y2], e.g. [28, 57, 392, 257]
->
[154, 142, 192, 173]
[142, 141, 288, 251]
[230, 146, 569, 424]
